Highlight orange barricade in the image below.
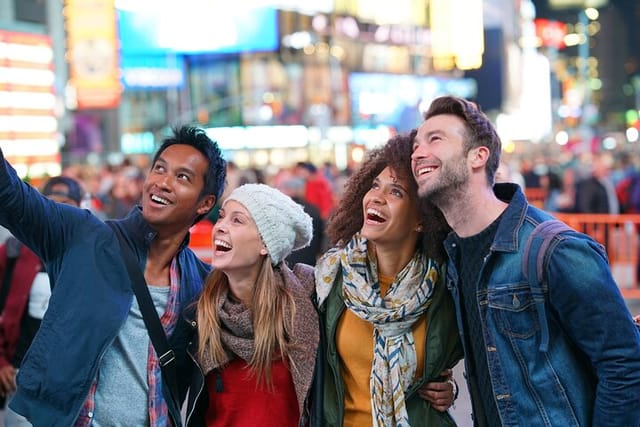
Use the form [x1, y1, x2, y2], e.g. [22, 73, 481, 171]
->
[525, 187, 547, 209]
[188, 219, 214, 265]
[553, 213, 640, 299]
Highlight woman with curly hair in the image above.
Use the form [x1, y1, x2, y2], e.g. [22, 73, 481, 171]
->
[314, 130, 463, 426]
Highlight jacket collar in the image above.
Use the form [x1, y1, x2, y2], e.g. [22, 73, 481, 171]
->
[119, 206, 191, 251]
[490, 183, 528, 253]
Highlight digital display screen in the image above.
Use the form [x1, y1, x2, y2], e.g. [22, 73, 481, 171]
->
[117, 1, 278, 55]
[349, 72, 477, 132]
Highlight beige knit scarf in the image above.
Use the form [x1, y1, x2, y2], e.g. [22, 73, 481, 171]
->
[200, 264, 318, 415]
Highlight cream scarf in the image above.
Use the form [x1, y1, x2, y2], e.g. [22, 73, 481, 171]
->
[315, 234, 439, 427]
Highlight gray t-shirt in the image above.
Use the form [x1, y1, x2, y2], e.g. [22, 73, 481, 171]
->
[93, 285, 170, 426]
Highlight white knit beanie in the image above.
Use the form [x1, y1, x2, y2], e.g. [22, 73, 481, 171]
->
[224, 183, 313, 266]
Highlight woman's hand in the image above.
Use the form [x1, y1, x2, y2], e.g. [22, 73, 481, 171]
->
[417, 369, 458, 412]
[0, 365, 16, 397]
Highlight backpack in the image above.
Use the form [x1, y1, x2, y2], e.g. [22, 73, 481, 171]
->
[522, 220, 573, 352]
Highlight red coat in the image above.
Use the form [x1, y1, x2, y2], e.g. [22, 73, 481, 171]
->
[304, 174, 335, 220]
[0, 241, 42, 369]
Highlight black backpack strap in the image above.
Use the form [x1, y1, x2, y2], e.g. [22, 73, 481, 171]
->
[106, 222, 180, 404]
[523, 220, 573, 352]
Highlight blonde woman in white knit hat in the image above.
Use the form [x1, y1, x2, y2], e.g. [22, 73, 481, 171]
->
[186, 183, 318, 427]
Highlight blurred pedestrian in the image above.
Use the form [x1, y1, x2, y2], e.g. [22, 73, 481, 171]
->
[187, 183, 317, 426]
[295, 162, 335, 220]
[574, 152, 619, 214]
[412, 95, 640, 426]
[101, 165, 145, 219]
[0, 125, 226, 426]
[540, 169, 564, 212]
[0, 176, 84, 427]
[314, 131, 462, 426]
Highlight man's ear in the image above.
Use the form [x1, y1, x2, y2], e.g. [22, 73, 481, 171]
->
[197, 195, 216, 216]
[470, 146, 490, 168]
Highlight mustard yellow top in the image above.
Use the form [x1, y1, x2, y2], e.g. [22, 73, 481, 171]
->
[336, 274, 429, 427]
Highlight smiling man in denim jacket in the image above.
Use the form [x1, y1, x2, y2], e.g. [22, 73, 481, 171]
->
[411, 95, 640, 426]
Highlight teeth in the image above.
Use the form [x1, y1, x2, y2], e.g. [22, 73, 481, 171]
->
[418, 166, 435, 176]
[366, 208, 386, 220]
[214, 240, 232, 249]
[151, 194, 170, 205]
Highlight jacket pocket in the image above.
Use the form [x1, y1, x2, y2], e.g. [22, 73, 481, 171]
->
[487, 285, 540, 340]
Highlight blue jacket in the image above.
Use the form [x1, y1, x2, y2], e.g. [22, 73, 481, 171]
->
[444, 183, 640, 426]
[0, 156, 209, 426]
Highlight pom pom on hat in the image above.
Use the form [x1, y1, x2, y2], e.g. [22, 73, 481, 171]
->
[224, 183, 313, 266]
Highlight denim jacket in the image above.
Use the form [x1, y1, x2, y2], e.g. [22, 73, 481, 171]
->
[444, 183, 640, 427]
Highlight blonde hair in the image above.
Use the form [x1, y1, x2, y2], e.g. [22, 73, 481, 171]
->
[196, 258, 297, 386]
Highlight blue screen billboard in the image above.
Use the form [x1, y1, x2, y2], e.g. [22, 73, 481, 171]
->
[117, 2, 278, 55]
[349, 72, 477, 132]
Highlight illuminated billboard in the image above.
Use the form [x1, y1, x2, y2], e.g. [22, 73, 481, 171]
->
[349, 72, 477, 132]
[0, 30, 60, 177]
[65, 0, 121, 109]
[116, 1, 279, 55]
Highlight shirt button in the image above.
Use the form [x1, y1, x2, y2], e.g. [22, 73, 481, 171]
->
[88, 411, 94, 418]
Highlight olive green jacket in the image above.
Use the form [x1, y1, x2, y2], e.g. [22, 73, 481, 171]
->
[314, 266, 463, 426]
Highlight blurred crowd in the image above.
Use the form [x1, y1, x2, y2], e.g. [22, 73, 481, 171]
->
[496, 147, 640, 215]
[37, 158, 355, 267]
[5, 143, 639, 262]
[54, 143, 640, 227]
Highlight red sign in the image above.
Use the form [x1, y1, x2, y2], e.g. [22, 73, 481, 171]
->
[535, 19, 567, 49]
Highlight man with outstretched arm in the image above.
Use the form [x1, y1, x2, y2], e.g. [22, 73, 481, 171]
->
[0, 125, 226, 426]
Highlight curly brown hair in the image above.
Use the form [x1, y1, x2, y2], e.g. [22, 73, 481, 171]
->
[326, 130, 450, 263]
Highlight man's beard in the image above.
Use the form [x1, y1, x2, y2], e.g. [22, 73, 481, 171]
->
[417, 160, 469, 210]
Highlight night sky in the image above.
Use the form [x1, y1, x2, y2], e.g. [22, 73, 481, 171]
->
[531, 0, 640, 78]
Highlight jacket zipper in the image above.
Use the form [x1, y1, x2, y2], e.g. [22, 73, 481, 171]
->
[185, 348, 205, 425]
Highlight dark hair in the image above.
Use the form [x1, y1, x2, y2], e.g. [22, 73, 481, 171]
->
[152, 125, 227, 202]
[296, 161, 317, 174]
[326, 130, 450, 263]
[424, 96, 502, 185]
[41, 176, 84, 205]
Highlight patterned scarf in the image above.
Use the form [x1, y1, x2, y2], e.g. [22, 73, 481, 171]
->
[315, 234, 439, 427]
